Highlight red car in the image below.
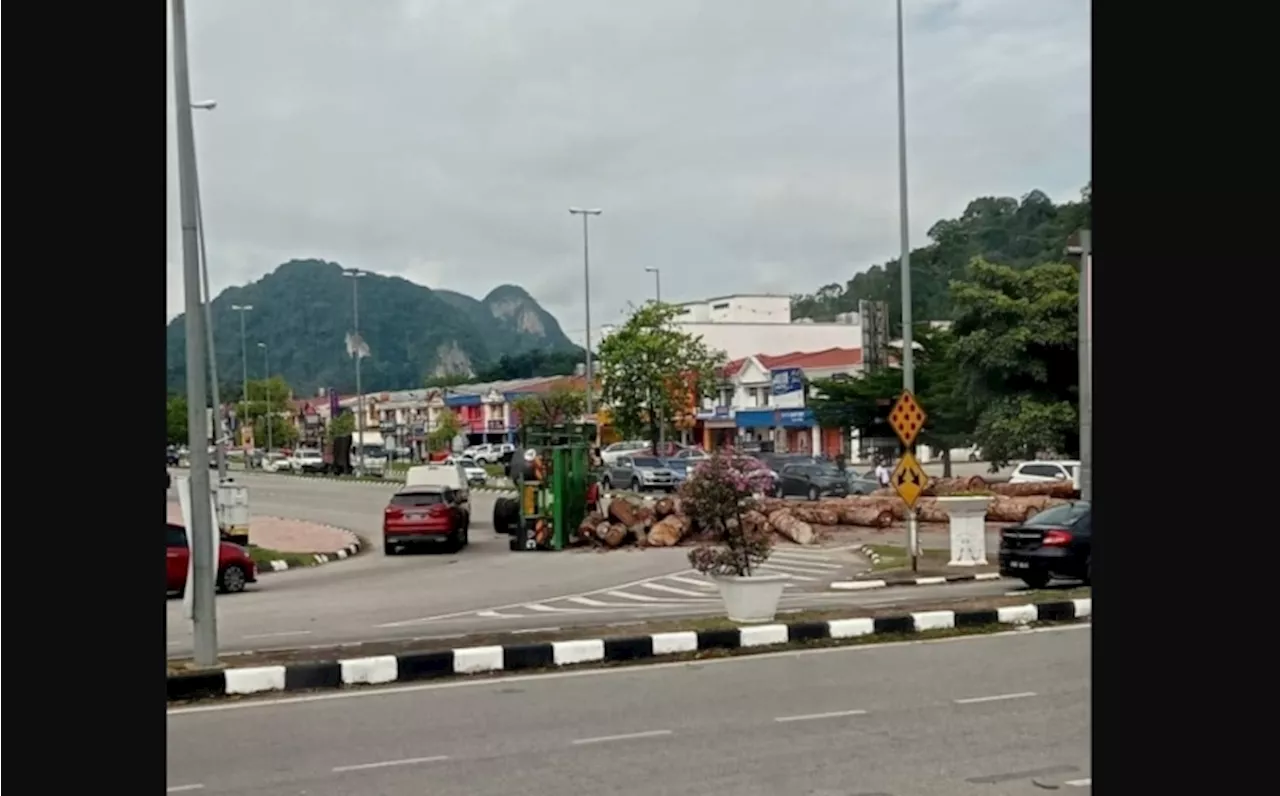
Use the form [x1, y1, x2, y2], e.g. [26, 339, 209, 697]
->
[166, 522, 257, 595]
[383, 486, 470, 554]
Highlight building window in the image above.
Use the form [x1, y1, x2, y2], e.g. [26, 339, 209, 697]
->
[711, 302, 729, 310]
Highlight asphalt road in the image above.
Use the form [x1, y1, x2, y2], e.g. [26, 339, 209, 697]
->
[166, 624, 1091, 795]
[166, 471, 1019, 655]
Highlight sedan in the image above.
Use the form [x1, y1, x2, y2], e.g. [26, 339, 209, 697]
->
[165, 522, 257, 595]
[998, 501, 1091, 589]
[777, 462, 849, 500]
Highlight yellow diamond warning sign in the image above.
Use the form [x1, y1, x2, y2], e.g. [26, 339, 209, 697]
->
[891, 452, 929, 509]
[888, 391, 928, 447]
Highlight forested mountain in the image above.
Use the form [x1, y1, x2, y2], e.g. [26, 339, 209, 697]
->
[165, 259, 581, 396]
[791, 184, 1091, 328]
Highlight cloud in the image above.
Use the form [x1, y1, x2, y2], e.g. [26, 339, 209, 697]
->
[166, 0, 1090, 345]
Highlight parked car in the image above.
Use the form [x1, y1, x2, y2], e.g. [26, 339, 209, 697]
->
[289, 447, 326, 473]
[998, 500, 1091, 588]
[600, 454, 678, 492]
[382, 485, 470, 554]
[777, 461, 849, 500]
[660, 457, 691, 486]
[467, 443, 513, 464]
[1009, 460, 1080, 486]
[166, 447, 181, 466]
[600, 440, 651, 465]
[845, 469, 880, 495]
[259, 451, 290, 472]
[443, 455, 488, 485]
[165, 522, 257, 595]
[669, 447, 709, 463]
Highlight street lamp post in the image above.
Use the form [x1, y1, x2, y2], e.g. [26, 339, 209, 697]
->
[644, 266, 661, 304]
[170, 0, 218, 665]
[894, 0, 920, 571]
[191, 99, 226, 481]
[231, 305, 252, 450]
[258, 342, 273, 453]
[1066, 231, 1092, 501]
[343, 268, 368, 474]
[569, 208, 603, 423]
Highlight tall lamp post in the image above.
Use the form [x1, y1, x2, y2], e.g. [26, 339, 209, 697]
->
[171, 0, 218, 665]
[894, 0, 920, 570]
[569, 207, 603, 424]
[231, 304, 252, 449]
[1066, 230, 1092, 501]
[343, 268, 368, 474]
[191, 98, 226, 482]
[258, 342, 273, 453]
[644, 266, 661, 304]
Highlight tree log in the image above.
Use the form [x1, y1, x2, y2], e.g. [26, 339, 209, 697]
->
[791, 505, 840, 526]
[653, 497, 676, 518]
[578, 512, 606, 542]
[990, 481, 1076, 498]
[768, 509, 815, 545]
[836, 505, 895, 528]
[608, 498, 644, 526]
[601, 522, 629, 548]
[648, 515, 691, 547]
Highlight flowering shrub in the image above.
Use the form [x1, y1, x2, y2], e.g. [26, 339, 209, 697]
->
[682, 452, 775, 577]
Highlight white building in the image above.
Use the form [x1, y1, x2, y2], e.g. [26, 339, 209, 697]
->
[602, 293, 865, 361]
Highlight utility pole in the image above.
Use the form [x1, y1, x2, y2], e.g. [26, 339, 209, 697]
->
[645, 266, 662, 304]
[344, 268, 368, 474]
[171, 0, 219, 666]
[569, 208, 603, 425]
[1067, 230, 1092, 501]
[231, 305, 252, 452]
[259, 342, 273, 453]
[192, 100, 226, 483]
[894, 0, 919, 571]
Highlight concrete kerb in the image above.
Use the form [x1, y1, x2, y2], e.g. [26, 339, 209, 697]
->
[828, 545, 1009, 591]
[260, 540, 364, 574]
[166, 598, 1091, 702]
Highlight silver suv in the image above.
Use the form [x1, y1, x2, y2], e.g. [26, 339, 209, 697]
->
[601, 455, 677, 493]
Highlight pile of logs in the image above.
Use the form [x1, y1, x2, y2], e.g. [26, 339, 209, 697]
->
[875, 477, 1078, 500]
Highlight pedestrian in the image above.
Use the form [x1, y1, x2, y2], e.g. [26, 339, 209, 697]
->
[874, 458, 891, 487]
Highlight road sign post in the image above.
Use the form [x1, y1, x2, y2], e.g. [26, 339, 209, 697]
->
[888, 391, 929, 572]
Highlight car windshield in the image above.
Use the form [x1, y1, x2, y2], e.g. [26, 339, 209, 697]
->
[632, 457, 662, 468]
[458, 458, 478, 467]
[1027, 502, 1090, 526]
[812, 465, 842, 477]
[391, 491, 444, 507]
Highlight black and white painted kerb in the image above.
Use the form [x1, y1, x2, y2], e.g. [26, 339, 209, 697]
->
[827, 545, 1008, 590]
[167, 598, 1090, 702]
[261, 541, 362, 573]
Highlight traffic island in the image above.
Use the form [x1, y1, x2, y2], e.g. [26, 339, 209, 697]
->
[829, 543, 1006, 590]
[167, 589, 1090, 703]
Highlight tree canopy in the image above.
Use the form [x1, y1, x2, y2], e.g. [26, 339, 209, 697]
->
[596, 303, 726, 444]
[511, 385, 587, 428]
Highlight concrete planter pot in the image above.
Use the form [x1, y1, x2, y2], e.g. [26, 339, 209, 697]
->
[711, 571, 789, 623]
[935, 496, 992, 566]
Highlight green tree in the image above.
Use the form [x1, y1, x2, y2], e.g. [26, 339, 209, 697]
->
[326, 411, 356, 442]
[166, 393, 189, 446]
[950, 258, 1079, 466]
[511, 385, 586, 427]
[428, 409, 462, 452]
[596, 303, 726, 446]
[253, 414, 300, 450]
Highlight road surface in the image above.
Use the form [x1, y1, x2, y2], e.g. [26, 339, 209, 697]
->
[166, 624, 1091, 795]
[166, 470, 1019, 654]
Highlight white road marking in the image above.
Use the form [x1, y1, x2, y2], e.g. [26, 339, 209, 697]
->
[524, 603, 595, 614]
[1064, 778, 1092, 787]
[511, 626, 560, 634]
[667, 574, 715, 589]
[954, 691, 1038, 704]
[605, 590, 686, 603]
[169, 625, 1087, 715]
[756, 565, 818, 581]
[769, 554, 844, 570]
[166, 786, 204, 793]
[639, 582, 719, 598]
[241, 630, 313, 640]
[332, 755, 450, 773]
[774, 709, 868, 723]
[567, 595, 615, 607]
[571, 729, 672, 745]
[757, 560, 840, 575]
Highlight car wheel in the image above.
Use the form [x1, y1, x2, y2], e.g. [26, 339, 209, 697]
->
[384, 542, 398, 556]
[1021, 570, 1051, 590]
[808, 486, 819, 501]
[218, 565, 248, 594]
[631, 477, 642, 492]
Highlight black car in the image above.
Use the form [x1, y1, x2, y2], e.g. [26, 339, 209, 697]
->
[998, 501, 1091, 589]
[777, 461, 849, 500]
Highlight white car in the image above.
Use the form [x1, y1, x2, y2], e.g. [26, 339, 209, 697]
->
[600, 440, 650, 465]
[444, 455, 488, 485]
[468, 444, 504, 464]
[289, 448, 325, 473]
[260, 452, 290, 472]
[1009, 460, 1080, 489]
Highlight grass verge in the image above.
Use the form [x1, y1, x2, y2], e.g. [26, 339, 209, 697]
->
[864, 543, 999, 578]
[166, 586, 1089, 674]
[244, 535, 368, 571]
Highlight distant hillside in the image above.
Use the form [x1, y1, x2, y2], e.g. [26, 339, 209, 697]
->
[165, 259, 582, 396]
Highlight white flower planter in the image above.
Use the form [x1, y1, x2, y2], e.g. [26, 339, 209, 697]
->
[711, 572, 789, 623]
[935, 496, 992, 566]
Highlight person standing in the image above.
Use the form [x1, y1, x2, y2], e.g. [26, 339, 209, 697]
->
[874, 458, 891, 487]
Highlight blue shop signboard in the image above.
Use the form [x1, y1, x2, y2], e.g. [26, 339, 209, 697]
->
[778, 408, 816, 428]
[770, 368, 804, 396]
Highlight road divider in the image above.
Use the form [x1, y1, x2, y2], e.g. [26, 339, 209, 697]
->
[167, 597, 1090, 702]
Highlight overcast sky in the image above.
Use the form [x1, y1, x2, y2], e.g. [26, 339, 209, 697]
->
[166, 0, 1090, 344]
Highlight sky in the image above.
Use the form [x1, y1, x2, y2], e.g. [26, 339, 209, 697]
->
[166, 0, 1090, 345]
